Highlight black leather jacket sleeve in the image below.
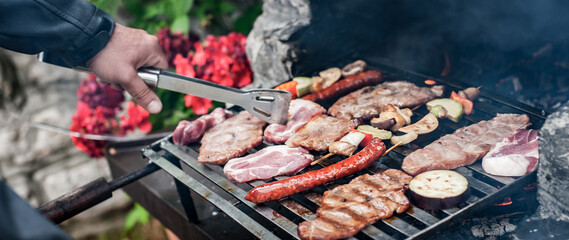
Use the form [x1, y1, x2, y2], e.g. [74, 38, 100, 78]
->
[0, 0, 115, 67]
[0, 180, 72, 240]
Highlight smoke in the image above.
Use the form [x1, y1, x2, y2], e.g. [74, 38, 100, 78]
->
[291, 0, 569, 75]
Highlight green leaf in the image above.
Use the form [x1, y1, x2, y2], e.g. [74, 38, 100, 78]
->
[218, 1, 236, 14]
[123, 203, 149, 231]
[165, 0, 194, 19]
[90, 0, 122, 17]
[233, 2, 263, 34]
[171, 15, 190, 35]
[143, 2, 165, 20]
[123, 0, 145, 18]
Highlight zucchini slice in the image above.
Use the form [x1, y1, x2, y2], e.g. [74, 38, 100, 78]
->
[409, 170, 470, 210]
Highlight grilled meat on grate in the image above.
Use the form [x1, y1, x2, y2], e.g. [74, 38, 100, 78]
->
[297, 169, 412, 240]
[402, 113, 530, 175]
[328, 81, 444, 120]
[223, 145, 314, 183]
[198, 111, 266, 165]
[172, 107, 234, 145]
[285, 115, 353, 151]
[264, 99, 326, 144]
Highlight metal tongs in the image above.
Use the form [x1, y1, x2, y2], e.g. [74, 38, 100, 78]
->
[38, 52, 291, 124]
[137, 68, 291, 124]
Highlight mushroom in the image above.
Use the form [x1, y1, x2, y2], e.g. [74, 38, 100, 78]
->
[311, 76, 325, 92]
[398, 113, 439, 134]
[319, 67, 342, 89]
[341, 60, 367, 77]
[372, 111, 406, 131]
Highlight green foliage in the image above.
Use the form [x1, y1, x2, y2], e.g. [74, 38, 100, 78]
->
[123, 203, 150, 231]
[233, 2, 263, 35]
[89, 0, 123, 17]
[148, 89, 194, 130]
[121, 0, 194, 34]
[148, 89, 226, 130]
[91, 0, 262, 131]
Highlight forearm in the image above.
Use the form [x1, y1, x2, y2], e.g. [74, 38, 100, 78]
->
[0, 0, 114, 67]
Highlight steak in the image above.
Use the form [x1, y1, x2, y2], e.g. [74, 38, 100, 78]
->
[264, 99, 326, 144]
[297, 169, 412, 240]
[285, 115, 353, 151]
[223, 145, 314, 183]
[402, 114, 530, 175]
[328, 81, 444, 120]
[198, 111, 266, 165]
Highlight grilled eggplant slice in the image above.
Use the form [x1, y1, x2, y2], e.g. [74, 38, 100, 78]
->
[409, 170, 470, 210]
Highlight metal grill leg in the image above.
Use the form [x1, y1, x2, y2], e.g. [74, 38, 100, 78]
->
[169, 158, 200, 223]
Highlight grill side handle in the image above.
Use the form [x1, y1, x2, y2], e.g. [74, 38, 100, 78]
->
[38, 177, 112, 224]
[37, 163, 160, 224]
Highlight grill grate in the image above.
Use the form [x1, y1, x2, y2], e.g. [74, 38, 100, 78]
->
[142, 64, 546, 240]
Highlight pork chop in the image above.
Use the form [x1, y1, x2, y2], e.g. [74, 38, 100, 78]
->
[223, 145, 314, 183]
[328, 81, 444, 120]
[402, 114, 530, 175]
[285, 115, 353, 152]
[264, 99, 326, 144]
[198, 111, 266, 165]
[297, 169, 412, 240]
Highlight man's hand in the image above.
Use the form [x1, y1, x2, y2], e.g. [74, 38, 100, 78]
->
[86, 23, 168, 114]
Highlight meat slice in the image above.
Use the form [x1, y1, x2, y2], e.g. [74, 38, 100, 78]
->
[223, 145, 314, 183]
[285, 115, 352, 151]
[198, 111, 267, 165]
[172, 107, 234, 145]
[328, 81, 444, 120]
[264, 99, 326, 144]
[297, 169, 412, 240]
[402, 114, 530, 175]
[482, 129, 539, 177]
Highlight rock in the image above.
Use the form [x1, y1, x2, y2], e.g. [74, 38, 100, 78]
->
[537, 100, 569, 221]
[246, 0, 311, 88]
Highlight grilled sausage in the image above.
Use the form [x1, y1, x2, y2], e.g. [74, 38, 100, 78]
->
[301, 70, 383, 102]
[244, 138, 386, 203]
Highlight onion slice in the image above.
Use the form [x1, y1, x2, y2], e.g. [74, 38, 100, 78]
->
[409, 170, 470, 210]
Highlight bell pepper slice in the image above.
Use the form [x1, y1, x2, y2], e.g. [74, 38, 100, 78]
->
[450, 91, 473, 115]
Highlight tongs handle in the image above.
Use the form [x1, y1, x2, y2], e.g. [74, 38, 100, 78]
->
[136, 67, 250, 106]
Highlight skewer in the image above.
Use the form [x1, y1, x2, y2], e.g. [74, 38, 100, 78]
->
[382, 141, 402, 157]
[311, 141, 403, 166]
[311, 152, 334, 166]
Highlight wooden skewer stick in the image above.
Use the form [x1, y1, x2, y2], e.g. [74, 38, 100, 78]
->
[312, 140, 403, 166]
[382, 141, 402, 157]
[311, 152, 334, 166]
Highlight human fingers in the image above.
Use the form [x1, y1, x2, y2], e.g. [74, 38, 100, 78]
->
[119, 70, 162, 114]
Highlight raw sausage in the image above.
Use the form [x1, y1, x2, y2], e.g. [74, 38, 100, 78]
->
[245, 138, 386, 203]
[301, 70, 383, 102]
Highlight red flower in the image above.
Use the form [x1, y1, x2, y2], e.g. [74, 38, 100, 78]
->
[184, 95, 212, 115]
[77, 74, 124, 113]
[171, 31, 253, 117]
[70, 73, 154, 158]
[121, 101, 152, 133]
[174, 54, 195, 77]
[157, 27, 198, 68]
[70, 103, 116, 158]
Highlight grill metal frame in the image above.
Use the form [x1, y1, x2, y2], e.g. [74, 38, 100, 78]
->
[141, 64, 547, 240]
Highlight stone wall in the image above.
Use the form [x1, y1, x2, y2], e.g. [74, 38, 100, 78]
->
[0, 49, 131, 238]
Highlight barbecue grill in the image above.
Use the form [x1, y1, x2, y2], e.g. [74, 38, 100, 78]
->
[76, 62, 546, 240]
